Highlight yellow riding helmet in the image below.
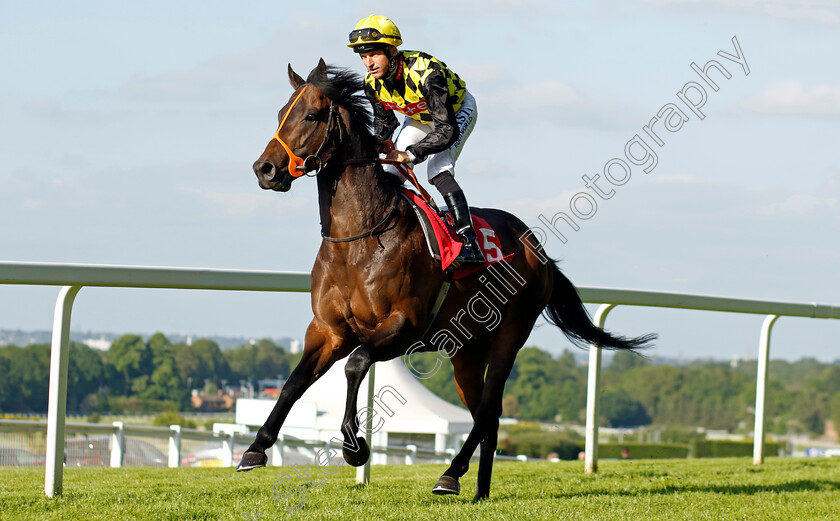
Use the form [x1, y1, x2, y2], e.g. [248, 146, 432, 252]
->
[347, 15, 402, 52]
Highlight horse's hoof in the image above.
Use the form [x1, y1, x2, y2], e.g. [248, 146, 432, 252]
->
[236, 451, 268, 472]
[342, 437, 369, 467]
[432, 475, 461, 495]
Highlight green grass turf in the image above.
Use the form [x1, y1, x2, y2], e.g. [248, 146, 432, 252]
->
[1, 458, 838, 520]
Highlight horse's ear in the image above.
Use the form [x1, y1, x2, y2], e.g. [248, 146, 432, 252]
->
[316, 58, 328, 80]
[306, 58, 329, 84]
[288, 64, 305, 89]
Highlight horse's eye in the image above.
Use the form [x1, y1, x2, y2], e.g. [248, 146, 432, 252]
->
[305, 112, 318, 121]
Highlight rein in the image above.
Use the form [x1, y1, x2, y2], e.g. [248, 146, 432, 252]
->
[380, 159, 438, 210]
[321, 196, 401, 243]
[320, 161, 439, 243]
[272, 86, 437, 243]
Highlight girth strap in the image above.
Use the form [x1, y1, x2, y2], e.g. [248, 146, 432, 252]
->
[422, 280, 452, 339]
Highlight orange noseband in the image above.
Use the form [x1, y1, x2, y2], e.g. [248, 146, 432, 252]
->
[272, 85, 309, 177]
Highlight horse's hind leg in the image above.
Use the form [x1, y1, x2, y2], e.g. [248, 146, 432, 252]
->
[434, 328, 526, 500]
[431, 352, 487, 497]
[475, 428, 499, 500]
[237, 320, 349, 471]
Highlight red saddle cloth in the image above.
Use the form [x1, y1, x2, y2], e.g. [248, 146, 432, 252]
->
[399, 188, 513, 279]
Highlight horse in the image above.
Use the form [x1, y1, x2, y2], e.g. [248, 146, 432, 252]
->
[238, 59, 655, 501]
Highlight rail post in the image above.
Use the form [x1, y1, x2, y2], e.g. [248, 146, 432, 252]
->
[753, 314, 779, 465]
[270, 435, 284, 466]
[110, 421, 125, 468]
[44, 285, 82, 498]
[356, 363, 376, 485]
[445, 448, 455, 464]
[406, 444, 417, 465]
[168, 425, 182, 468]
[584, 303, 616, 474]
[222, 432, 235, 467]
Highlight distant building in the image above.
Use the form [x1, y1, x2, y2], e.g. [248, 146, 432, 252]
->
[256, 378, 286, 399]
[289, 339, 302, 354]
[191, 390, 236, 412]
[235, 357, 474, 463]
[82, 337, 112, 351]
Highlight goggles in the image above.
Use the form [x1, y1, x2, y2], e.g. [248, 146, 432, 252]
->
[348, 28, 400, 44]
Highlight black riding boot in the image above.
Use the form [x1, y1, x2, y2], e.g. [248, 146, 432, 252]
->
[443, 190, 486, 265]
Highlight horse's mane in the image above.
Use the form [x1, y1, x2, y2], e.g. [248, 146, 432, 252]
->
[307, 65, 374, 138]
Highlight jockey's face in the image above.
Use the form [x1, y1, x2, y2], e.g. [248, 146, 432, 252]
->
[360, 48, 396, 79]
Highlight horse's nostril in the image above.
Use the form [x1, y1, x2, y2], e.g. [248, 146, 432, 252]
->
[254, 160, 275, 177]
[259, 162, 274, 175]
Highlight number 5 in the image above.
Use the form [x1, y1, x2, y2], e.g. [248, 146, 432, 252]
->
[479, 228, 502, 262]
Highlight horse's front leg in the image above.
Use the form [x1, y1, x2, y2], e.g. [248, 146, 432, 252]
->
[340, 312, 417, 467]
[237, 320, 349, 471]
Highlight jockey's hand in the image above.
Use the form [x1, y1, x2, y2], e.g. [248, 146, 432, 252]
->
[375, 139, 395, 155]
[386, 150, 412, 164]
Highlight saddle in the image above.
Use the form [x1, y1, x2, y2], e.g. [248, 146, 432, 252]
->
[398, 188, 512, 280]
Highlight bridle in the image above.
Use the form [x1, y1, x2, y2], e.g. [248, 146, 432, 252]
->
[271, 84, 343, 177]
[270, 84, 434, 243]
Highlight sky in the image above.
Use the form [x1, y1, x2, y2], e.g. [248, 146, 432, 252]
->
[1, 0, 838, 362]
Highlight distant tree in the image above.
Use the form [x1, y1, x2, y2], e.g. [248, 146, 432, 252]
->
[738, 379, 795, 427]
[502, 394, 520, 419]
[599, 389, 651, 427]
[680, 364, 751, 429]
[553, 349, 587, 422]
[401, 352, 462, 406]
[173, 342, 202, 388]
[0, 344, 50, 411]
[830, 392, 840, 431]
[145, 353, 187, 404]
[817, 366, 840, 396]
[225, 344, 258, 381]
[254, 339, 290, 379]
[149, 360, 186, 401]
[140, 333, 185, 402]
[0, 355, 10, 412]
[287, 351, 303, 373]
[608, 350, 648, 373]
[109, 335, 153, 390]
[791, 389, 828, 434]
[507, 347, 558, 420]
[67, 342, 106, 411]
[174, 339, 230, 387]
[617, 365, 686, 425]
[3, 336, 835, 435]
[506, 347, 586, 421]
[225, 339, 291, 382]
[753, 358, 830, 392]
[147, 332, 172, 362]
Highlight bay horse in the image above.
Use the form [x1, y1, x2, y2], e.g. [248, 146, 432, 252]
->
[239, 59, 654, 500]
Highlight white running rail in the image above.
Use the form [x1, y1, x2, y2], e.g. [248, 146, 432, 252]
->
[1, 261, 838, 495]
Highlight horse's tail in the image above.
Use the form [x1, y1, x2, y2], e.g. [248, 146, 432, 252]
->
[544, 261, 656, 351]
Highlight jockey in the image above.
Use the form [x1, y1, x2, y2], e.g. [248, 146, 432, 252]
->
[348, 14, 485, 265]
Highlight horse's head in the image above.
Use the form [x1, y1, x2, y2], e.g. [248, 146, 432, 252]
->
[253, 59, 342, 192]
